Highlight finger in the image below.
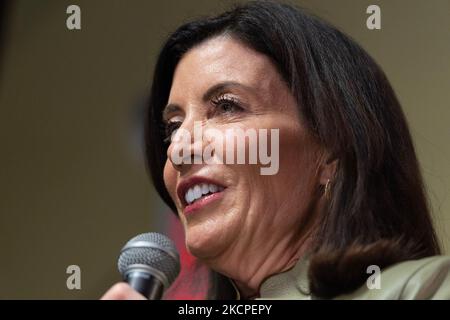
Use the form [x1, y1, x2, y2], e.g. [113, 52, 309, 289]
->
[100, 282, 146, 300]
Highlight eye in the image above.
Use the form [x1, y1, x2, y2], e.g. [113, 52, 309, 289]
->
[211, 94, 244, 114]
[163, 120, 182, 144]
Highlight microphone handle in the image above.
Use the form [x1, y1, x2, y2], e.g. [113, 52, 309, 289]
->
[125, 271, 164, 300]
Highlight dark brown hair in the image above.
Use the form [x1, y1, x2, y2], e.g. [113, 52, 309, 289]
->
[145, 0, 441, 299]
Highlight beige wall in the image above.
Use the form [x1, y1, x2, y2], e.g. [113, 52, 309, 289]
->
[0, 0, 449, 299]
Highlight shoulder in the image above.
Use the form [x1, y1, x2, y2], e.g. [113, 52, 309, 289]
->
[395, 255, 450, 299]
[336, 255, 450, 300]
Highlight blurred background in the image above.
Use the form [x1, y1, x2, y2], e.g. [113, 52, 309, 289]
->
[0, 0, 449, 299]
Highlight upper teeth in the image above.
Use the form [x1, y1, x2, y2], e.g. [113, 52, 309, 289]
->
[185, 183, 224, 205]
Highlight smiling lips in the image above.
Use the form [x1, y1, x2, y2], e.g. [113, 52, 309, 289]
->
[177, 177, 226, 215]
[184, 183, 224, 204]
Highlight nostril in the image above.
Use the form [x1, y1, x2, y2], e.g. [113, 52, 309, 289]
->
[173, 161, 183, 170]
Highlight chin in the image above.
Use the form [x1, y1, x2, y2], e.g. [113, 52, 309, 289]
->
[184, 224, 227, 260]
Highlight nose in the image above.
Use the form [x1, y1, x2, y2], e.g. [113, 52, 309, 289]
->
[166, 118, 205, 173]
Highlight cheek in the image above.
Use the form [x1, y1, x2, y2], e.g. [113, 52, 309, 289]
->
[271, 122, 320, 208]
[163, 160, 178, 204]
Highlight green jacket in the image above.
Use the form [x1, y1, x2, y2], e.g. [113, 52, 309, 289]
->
[256, 255, 450, 300]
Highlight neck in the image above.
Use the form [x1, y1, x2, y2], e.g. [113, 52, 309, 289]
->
[209, 232, 313, 299]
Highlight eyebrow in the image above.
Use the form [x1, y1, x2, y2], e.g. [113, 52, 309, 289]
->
[162, 81, 253, 122]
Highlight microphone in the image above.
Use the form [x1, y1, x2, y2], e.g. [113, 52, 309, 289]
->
[118, 232, 180, 300]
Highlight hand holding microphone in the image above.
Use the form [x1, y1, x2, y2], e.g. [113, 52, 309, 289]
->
[101, 232, 180, 300]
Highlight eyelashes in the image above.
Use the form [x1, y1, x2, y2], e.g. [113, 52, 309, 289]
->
[210, 95, 244, 114]
[162, 95, 245, 144]
[163, 121, 181, 144]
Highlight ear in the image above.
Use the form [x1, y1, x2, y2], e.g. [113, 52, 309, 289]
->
[319, 154, 338, 186]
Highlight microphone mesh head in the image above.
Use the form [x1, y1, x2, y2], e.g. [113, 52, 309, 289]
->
[118, 232, 180, 287]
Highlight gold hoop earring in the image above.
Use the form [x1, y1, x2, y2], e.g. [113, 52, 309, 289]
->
[324, 179, 331, 200]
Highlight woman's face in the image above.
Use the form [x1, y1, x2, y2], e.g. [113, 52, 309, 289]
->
[163, 35, 323, 280]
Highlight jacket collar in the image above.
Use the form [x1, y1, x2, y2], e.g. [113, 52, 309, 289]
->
[258, 256, 312, 299]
